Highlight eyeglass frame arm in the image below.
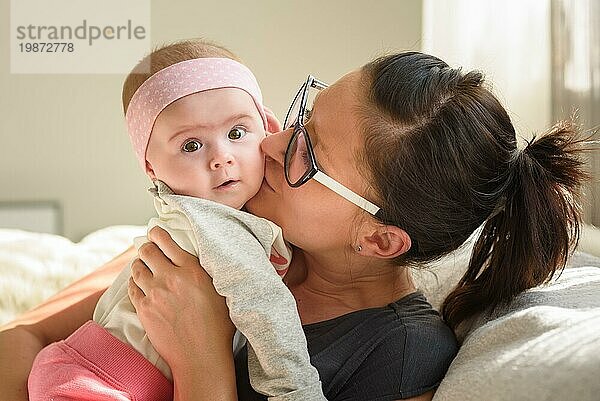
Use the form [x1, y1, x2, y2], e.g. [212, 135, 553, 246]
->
[312, 170, 381, 216]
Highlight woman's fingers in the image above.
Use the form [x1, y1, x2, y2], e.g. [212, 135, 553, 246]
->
[128, 276, 145, 308]
[148, 226, 195, 267]
[137, 240, 171, 275]
[129, 257, 154, 293]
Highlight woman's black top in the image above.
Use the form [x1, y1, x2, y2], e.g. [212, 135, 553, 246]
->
[235, 291, 458, 400]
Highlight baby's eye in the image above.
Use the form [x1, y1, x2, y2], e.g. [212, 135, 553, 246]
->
[182, 139, 202, 152]
[228, 127, 247, 140]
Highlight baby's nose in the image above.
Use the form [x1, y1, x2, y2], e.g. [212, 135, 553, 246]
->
[210, 151, 235, 170]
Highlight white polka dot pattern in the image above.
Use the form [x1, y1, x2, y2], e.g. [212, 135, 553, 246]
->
[125, 58, 267, 172]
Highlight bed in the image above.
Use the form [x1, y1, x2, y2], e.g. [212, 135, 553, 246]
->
[1, 224, 599, 400]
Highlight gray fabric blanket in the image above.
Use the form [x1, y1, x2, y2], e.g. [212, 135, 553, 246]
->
[431, 252, 600, 401]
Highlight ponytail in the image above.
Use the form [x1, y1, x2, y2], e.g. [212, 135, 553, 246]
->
[442, 120, 591, 330]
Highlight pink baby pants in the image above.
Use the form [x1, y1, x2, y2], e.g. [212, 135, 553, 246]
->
[28, 320, 173, 401]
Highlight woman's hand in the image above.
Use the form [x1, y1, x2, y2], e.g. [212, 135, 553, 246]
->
[128, 227, 237, 400]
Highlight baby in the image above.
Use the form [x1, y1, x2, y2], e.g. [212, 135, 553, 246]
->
[28, 40, 324, 401]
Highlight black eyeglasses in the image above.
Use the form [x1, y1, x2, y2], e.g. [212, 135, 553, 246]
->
[283, 75, 383, 217]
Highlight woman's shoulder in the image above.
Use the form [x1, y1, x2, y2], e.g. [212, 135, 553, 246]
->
[304, 291, 455, 341]
[305, 291, 458, 400]
[389, 291, 458, 356]
[389, 292, 459, 396]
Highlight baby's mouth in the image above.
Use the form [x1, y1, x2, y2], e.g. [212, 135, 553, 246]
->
[215, 179, 240, 189]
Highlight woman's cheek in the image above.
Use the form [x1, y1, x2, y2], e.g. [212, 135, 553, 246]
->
[282, 187, 325, 230]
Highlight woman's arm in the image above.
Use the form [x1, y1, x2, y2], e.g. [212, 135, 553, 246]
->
[0, 246, 135, 401]
[129, 227, 237, 401]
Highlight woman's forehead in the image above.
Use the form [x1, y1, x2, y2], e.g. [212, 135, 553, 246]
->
[309, 70, 365, 168]
[323, 70, 362, 99]
[311, 70, 363, 139]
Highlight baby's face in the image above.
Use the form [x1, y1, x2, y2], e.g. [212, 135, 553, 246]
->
[146, 88, 266, 209]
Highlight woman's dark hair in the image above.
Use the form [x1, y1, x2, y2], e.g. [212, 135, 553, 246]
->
[360, 52, 591, 330]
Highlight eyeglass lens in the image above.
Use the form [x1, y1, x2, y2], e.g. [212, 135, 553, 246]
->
[284, 77, 324, 186]
[285, 130, 311, 185]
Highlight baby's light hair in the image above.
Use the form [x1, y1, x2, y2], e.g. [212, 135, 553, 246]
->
[122, 39, 241, 115]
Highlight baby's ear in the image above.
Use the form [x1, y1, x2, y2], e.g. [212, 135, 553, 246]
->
[263, 106, 281, 134]
[145, 160, 157, 180]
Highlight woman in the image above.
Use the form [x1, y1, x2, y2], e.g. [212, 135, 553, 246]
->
[1, 52, 588, 400]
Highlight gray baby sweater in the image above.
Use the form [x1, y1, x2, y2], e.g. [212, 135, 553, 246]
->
[94, 181, 324, 400]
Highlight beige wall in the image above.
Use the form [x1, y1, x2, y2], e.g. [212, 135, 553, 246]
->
[1, 0, 423, 240]
[423, 0, 552, 142]
[423, 0, 598, 225]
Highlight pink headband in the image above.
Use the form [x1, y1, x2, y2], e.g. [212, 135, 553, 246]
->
[125, 57, 267, 172]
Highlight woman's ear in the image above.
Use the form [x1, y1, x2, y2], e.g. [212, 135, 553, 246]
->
[358, 225, 411, 259]
[263, 106, 282, 134]
[145, 161, 157, 180]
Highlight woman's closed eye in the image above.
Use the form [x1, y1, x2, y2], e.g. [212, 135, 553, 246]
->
[300, 150, 311, 168]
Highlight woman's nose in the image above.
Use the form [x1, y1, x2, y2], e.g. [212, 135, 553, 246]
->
[261, 128, 293, 165]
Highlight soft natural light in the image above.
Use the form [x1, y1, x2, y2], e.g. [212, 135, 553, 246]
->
[562, 0, 592, 93]
[422, 0, 551, 140]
